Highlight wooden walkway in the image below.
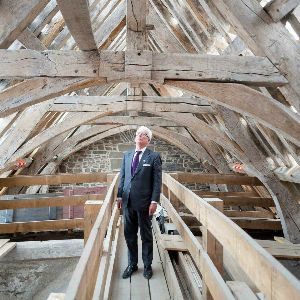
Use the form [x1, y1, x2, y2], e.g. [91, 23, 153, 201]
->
[110, 224, 170, 300]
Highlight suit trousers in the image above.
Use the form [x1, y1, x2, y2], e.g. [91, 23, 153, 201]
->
[123, 206, 153, 267]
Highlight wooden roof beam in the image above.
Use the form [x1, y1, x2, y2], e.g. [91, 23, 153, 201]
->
[0, 50, 288, 87]
[56, 0, 97, 50]
[0, 0, 49, 49]
[265, 0, 299, 22]
[167, 81, 300, 147]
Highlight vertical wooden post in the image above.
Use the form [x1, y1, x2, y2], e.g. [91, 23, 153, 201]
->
[202, 198, 224, 300]
[84, 200, 103, 244]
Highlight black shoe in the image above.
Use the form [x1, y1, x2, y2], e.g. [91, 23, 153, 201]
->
[122, 265, 138, 279]
[143, 266, 153, 279]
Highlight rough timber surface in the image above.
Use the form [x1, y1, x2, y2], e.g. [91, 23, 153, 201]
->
[110, 223, 170, 299]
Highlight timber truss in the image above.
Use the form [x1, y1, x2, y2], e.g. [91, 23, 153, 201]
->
[0, 0, 300, 243]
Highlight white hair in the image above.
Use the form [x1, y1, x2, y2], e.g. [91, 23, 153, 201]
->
[136, 126, 152, 141]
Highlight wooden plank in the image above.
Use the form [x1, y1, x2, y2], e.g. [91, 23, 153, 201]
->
[203, 196, 275, 207]
[84, 200, 103, 244]
[231, 218, 282, 230]
[161, 195, 234, 300]
[0, 50, 288, 86]
[163, 174, 300, 299]
[148, 225, 170, 300]
[265, 0, 299, 22]
[174, 172, 263, 186]
[103, 220, 122, 300]
[47, 293, 65, 300]
[56, 0, 98, 50]
[92, 209, 120, 300]
[202, 199, 224, 300]
[0, 172, 107, 187]
[110, 221, 131, 300]
[130, 232, 151, 300]
[227, 281, 258, 300]
[0, 242, 16, 258]
[0, 0, 49, 48]
[0, 239, 10, 248]
[224, 210, 274, 219]
[256, 239, 300, 259]
[0, 195, 104, 210]
[0, 219, 84, 234]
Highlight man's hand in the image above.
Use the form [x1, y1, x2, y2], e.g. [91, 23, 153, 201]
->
[149, 202, 157, 216]
[116, 197, 122, 210]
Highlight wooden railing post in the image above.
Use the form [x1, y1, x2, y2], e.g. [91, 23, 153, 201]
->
[84, 200, 103, 244]
[202, 198, 224, 300]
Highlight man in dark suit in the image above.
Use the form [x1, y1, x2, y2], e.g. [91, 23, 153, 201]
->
[116, 126, 162, 280]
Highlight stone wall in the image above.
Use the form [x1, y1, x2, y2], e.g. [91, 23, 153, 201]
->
[55, 130, 209, 191]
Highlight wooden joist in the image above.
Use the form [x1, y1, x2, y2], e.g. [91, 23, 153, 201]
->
[0, 50, 288, 86]
[0, 172, 107, 188]
[173, 172, 263, 186]
[0, 218, 84, 234]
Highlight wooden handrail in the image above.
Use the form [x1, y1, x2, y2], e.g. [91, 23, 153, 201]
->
[64, 173, 119, 300]
[161, 194, 234, 300]
[163, 173, 300, 299]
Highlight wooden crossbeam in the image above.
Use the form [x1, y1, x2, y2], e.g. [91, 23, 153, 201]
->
[0, 50, 287, 86]
[0, 194, 104, 210]
[0, 218, 84, 234]
[0, 172, 107, 187]
[49, 97, 214, 113]
[173, 172, 263, 186]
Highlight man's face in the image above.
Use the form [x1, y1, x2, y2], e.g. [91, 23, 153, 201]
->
[135, 131, 150, 149]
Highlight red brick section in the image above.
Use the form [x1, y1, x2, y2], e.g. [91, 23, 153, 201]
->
[62, 186, 107, 219]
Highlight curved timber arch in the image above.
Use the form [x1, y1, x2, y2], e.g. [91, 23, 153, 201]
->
[166, 81, 300, 147]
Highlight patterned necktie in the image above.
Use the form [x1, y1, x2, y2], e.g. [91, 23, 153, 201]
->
[131, 151, 142, 176]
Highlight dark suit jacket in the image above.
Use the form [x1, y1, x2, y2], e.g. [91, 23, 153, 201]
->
[117, 148, 162, 211]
